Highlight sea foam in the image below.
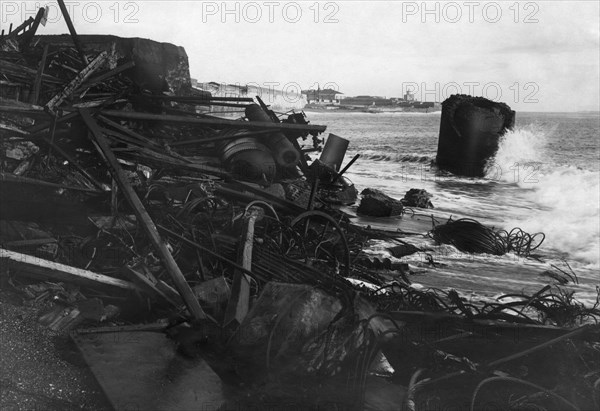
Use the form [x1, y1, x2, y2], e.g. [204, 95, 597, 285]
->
[487, 125, 600, 267]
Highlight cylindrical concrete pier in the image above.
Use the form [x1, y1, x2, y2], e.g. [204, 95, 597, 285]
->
[436, 94, 515, 177]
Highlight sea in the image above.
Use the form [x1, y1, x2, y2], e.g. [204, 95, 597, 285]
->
[304, 111, 600, 308]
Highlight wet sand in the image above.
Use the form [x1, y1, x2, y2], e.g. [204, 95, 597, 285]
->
[0, 290, 110, 411]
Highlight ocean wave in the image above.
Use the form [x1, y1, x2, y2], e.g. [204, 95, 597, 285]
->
[356, 151, 435, 164]
[519, 167, 600, 267]
[487, 124, 600, 267]
[484, 124, 552, 182]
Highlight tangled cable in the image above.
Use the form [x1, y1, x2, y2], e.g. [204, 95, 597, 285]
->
[430, 218, 545, 257]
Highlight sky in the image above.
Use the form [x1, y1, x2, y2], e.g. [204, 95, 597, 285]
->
[1, 0, 599, 111]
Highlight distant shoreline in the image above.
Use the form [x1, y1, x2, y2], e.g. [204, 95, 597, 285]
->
[303, 107, 442, 114]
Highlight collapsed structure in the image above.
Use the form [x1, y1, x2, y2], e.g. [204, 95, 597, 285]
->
[1, 6, 599, 411]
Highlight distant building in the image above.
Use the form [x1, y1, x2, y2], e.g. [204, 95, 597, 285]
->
[404, 90, 415, 101]
[195, 82, 306, 111]
[340, 95, 394, 107]
[302, 88, 344, 105]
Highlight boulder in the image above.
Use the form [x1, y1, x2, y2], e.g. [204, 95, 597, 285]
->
[357, 188, 403, 217]
[401, 188, 434, 209]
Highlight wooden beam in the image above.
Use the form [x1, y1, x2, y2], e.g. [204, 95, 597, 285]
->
[0, 105, 45, 115]
[38, 136, 106, 191]
[223, 208, 260, 326]
[0, 248, 139, 291]
[75, 61, 135, 93]
[46, 52, 108, 114]
[144, 95, 254, 103]
[57, 0, 88, 66]
[19, 7, 46, 51]
[0, 172, 102, 193]
[26, 111, 79, 135]
[97, 115, 162, 149]
[3, 17, 34, 39]
[79, 109, 207, 321]
[31, 44, 49, 105]
[101, 110, 327, 133]
[123, 266, 180, 307]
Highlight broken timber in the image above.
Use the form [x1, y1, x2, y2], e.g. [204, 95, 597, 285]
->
[79, 109, 207, 321]
[101, 110, 327, 133]
[0, 248, 139, 291]
[46, 52, 108, 114]
[57, 0, 88, 66]
[31, 44, 49, 105]
[224, 207, 261, 326]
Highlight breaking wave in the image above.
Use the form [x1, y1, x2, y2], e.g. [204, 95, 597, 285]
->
[486, 124, 600, 267]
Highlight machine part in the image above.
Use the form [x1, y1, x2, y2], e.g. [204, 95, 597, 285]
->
[245, 104, 300, 167]
[320, 133, 349, 172]
[220, 136, 276, 182]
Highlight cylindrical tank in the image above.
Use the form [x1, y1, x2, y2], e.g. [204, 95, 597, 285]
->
[436, 94, 515, 177]
[245, 104, 300, 167]
[220, 134, 276, 182]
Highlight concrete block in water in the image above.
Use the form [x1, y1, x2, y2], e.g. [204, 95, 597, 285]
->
[436, 94, 515, 177]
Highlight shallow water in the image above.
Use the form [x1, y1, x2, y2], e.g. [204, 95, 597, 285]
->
[304, 111, 600, 307]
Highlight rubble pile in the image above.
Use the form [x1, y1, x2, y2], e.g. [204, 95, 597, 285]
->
[1, 8, 600, 411]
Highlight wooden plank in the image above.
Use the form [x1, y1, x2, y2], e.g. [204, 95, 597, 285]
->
[223, 208, 260, 326]
[38, 137, 106, 191]
[74, 322, 168, 334]
[19, 7, 46, 51]
[3, 17, 34, 39]
[46, 52, 108, 114]
[117, 146, 230, 179]
[75, 61, 135, 93]
[79, 109, 206, 321]
[101, 110, 327, 133]
[2, 238, 56, 247]
[31, 44, 49, 105]
[26, 111, 79, 135]
[123, 266, 180, 307]
[144, 95, 254, 103]
[0, 105, 45, 115]
[97, 115, 162, 148]
[0, 248, 139, 291]
[0, 171, 102, 193]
